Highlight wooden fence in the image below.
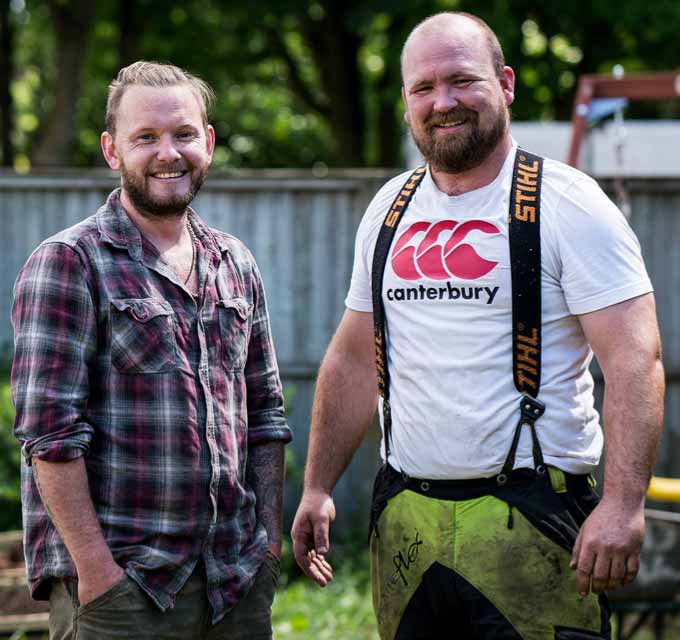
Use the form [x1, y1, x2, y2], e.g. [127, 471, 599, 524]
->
[1, 171, 679, 534]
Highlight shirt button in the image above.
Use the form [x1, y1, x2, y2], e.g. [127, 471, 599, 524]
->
[134, 306, 148, 320]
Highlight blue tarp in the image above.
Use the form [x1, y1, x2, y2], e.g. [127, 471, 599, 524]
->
[588, 97, 629, 122]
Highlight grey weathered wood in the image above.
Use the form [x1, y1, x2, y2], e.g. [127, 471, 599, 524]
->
[0, 613, 49, 633]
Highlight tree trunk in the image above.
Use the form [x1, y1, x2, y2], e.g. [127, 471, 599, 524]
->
[31, 0, 96, 167]
[0, 0, 14, 167]
[119, 0, 140, 68]
[375, 15, 409, 168]
[302, 2, 364, 166]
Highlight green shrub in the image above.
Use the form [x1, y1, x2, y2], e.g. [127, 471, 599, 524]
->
[0, 376, 22, 531]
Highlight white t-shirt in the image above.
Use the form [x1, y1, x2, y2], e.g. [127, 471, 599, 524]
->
[345, 145, 653, 479]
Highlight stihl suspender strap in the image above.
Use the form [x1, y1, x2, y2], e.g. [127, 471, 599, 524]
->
[371, 151, 546, 478]
[498, 149, 546, 484]
[509, 149, 543, 398]
[371, 166, 426, 463]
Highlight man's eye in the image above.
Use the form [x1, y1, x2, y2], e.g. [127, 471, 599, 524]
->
[414, 86, 431, 94]
[138, 134, 154, 142]
[177, 131, 195, 139]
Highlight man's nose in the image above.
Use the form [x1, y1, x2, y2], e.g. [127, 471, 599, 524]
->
[156, 135, 181, 162]
[433, 86, 459, 113]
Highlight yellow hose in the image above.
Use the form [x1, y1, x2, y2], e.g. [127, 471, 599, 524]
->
[647, 476, 680, 502]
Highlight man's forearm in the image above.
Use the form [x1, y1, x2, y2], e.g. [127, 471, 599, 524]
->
[247, 441, 285, 554]
[32, 458, 118, 577]
[601, 352, 665, 506]
[572, 295, 665, 595]
[579, 295, 665, 506]
[292, 310, 377, 584]
[304, 348, 378, 494]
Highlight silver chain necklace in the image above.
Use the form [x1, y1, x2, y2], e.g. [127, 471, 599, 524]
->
[184, 220, 197, 285]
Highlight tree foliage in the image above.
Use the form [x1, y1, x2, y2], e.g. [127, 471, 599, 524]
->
[2, 0, 680, 170]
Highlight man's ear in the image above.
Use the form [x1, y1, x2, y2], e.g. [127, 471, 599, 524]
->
[501, 66, 516, 107]
[101, 132, 120, 171]
[402, 86, 411, 125]
[205, 124, 216, 163]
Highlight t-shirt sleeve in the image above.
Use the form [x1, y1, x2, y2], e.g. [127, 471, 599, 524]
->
[554, 176, 653, 315]
[344, 211, 374, 312]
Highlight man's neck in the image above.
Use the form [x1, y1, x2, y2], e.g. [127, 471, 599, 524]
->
[429, 136, 513, 196]
[120, 189, 187, 252]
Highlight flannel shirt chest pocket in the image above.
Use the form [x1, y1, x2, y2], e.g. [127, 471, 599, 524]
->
[110, 298, 178, 373]
[216, 296, 252, 371]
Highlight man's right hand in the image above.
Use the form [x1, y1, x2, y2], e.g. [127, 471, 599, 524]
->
[291, 489, 336, 587]
[77, 561, 126, 607]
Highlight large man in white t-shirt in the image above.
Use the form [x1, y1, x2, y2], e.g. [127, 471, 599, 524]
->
[292, 11, 664, 639]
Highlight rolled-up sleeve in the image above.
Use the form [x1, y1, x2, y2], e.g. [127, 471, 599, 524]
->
[12, 242, 96, 463]
[244, 259, 292, 446]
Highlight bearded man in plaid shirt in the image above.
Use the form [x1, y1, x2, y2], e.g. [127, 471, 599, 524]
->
[11, 61, 291, 640]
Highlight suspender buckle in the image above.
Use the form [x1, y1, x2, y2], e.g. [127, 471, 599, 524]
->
[520, 395, 545, 425]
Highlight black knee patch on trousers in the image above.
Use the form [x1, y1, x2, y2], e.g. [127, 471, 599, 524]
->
[394, 562, 610, 640]
[395, 562, 522, 639]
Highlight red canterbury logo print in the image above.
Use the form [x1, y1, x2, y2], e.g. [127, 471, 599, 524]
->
[392, 220, 500, 281]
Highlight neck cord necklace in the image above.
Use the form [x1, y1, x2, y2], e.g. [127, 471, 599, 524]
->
[184, 220, 196, 285]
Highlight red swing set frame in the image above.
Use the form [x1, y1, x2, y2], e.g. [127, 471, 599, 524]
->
[566, 71, 680, 168]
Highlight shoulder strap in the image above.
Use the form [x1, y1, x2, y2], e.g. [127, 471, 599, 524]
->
[509, 149, 544, 397]
[371, 167, 426, 463]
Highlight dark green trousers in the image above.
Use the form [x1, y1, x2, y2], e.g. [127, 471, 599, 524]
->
[48, 554, 279, 640]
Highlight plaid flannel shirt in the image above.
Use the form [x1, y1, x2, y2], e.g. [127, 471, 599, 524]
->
[12, 189, 291, 621]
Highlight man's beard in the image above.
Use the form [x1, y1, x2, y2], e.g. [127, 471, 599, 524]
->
[121, 163, 208, 219]
[411, 101, 508, 174]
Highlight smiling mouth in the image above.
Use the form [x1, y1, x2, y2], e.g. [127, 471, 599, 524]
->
[151, 171, 188, 179]
[433, 119, 466, 129]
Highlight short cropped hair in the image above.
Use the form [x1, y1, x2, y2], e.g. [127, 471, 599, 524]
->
[402, 12, 506, 80]
[105, 61, 215, 135]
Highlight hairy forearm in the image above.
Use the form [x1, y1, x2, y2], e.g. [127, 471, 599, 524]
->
[579, 296, 665, 510]
[247, 441, 285, 553]
[601, 350, 664, 507]
[304, 349, 378, 494]
[32, 458, 115, 574]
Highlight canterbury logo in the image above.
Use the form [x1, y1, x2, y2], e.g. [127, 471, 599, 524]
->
[391, 220, 500, 281]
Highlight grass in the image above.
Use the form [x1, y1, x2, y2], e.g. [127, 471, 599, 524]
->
[273, 562, 378, 639]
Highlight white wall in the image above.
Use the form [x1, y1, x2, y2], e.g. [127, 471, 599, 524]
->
[404, 120, 680, 177]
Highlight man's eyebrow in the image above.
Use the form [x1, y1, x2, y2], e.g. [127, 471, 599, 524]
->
[127, 126, 155, 138]
[406, 69, 484, 89]
[175, 122, 201, 130]
[127, 122, 201, 136]
[406, 77, 433, 91]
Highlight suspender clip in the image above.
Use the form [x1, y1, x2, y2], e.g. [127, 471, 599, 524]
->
[520, 395, 545, 425]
